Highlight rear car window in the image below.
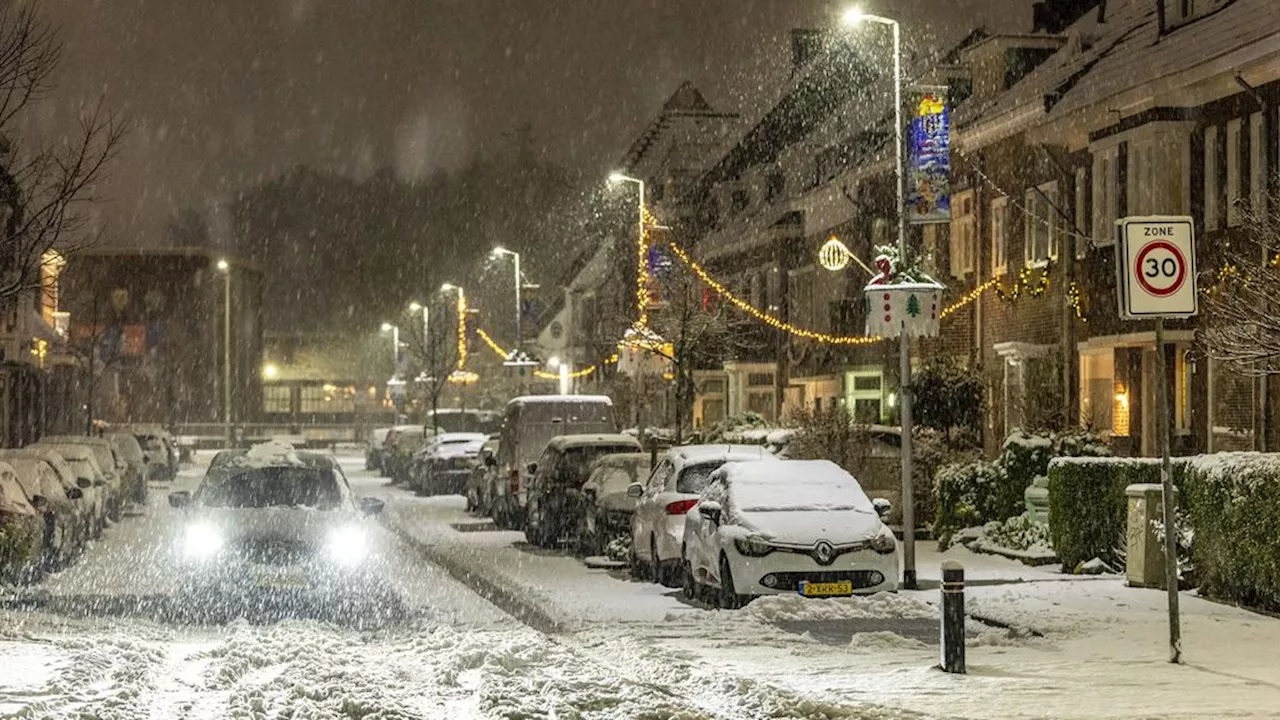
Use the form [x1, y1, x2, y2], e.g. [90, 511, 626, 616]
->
[677, 461, 725, 494]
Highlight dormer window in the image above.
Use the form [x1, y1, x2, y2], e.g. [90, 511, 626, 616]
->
[1161, 0, 1235, 33]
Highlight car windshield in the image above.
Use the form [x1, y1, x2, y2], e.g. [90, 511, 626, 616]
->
[197, 466, 343, 510]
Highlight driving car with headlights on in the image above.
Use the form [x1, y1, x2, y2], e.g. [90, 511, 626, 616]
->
[681, 459, 898, 609]
[167, 442, 386, 612]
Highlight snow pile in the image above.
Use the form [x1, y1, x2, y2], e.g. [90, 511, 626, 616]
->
[848, 631, 930, 652]
[746, 593, 936, 623]
[968, 513, 1055, 559]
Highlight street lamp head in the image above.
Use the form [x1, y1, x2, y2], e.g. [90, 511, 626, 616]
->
[215, 258, 229, 272]
[380, 322, 393, 332]
[491, 246, 508, 257]
[607, 172, 627, 184]
[547, 355, 561, 370]
[841, 7, 866, 26]
[408, 301, 422, 312]
[440, 282, 458, 292]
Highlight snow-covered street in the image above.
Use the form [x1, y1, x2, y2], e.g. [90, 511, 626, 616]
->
[3, 451, 1279, 719]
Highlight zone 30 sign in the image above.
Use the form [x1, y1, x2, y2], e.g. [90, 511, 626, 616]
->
[1115, 216, 1198, 320]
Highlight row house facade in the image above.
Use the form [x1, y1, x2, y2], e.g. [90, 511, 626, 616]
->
[541, 0, 1280, 455]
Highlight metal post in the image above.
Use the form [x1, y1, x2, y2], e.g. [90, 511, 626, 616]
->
[223, 266, 232, 449]
[1154, 318, 1182, 663]
[514, 251, 523, 354]
[891, 19, 917, 591]
[635, 179, 647, 446]
[940, 560, 966, 673]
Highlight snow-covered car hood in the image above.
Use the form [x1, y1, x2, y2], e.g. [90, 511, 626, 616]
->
[595, 491, 637, 514]
[732, 508, 884, 546]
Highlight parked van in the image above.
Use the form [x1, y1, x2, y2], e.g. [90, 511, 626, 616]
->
[491, 395, 615, 530]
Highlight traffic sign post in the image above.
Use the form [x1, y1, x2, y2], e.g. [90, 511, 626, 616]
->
[1116, 216, 1196, 665]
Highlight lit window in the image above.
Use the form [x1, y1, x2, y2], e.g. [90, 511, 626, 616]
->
[1024, 181, 1060, 266]
[990, 196, 1008, 275]
[846, 369, 884, 424]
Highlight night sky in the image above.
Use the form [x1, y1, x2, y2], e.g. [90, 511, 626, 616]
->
[36, 0, 1023, 247]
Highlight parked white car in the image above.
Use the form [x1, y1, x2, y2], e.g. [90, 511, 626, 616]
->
[682, 459, 898, 608]
[628, 444, 777, 586]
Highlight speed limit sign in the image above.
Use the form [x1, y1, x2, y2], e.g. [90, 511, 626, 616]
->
[1116, 216, 1197, 319]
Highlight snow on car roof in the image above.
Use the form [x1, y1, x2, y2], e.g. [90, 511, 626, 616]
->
[719, 460, 875, 514]
[229, 441, 305, 469]
[545, 433, 641, 450]
[508, 394, 612, 406]
[669, 444, 778, 473]
[433, 432, 488, 444]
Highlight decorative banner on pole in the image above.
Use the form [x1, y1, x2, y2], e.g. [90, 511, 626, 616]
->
[906, 86, 951, 225]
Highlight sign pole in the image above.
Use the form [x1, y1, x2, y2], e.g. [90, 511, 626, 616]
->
[1154, 317, 1182, 663]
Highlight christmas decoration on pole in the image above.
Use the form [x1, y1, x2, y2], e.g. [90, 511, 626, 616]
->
[863, 245, 944, 339]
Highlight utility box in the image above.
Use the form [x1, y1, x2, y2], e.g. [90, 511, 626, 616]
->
[1125, 483, 1177, 589]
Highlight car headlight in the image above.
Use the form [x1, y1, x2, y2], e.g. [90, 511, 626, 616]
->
[870, 529, 897, 554]
[733, 535, 774, 557]
[182, 522, 223, 559]
[326, 525, 369, 566]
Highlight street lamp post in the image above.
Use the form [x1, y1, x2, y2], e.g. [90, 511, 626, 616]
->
[380, 321, 400, 378]
[216, 259, 232, 448]
[490, 248, 523, 353]
[843, 7, 917, 590]
[609, 172, 649, 442]
[408, 301, 429, 355]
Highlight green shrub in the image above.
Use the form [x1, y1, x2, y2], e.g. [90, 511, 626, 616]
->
[703, 412, 770, 444]
[935, 460, 1004, 544]
[1046, 457, 1174, 570]
[1184, 453, 1280, 612]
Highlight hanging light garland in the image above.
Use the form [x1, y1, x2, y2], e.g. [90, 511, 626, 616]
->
[456, 294, 469, 370]
[994, 261, 1052, 304]
[939, 278, 998, 319]
[1066, 281, 1087, 322]
[477, 328, 509, 360]
[476, 326, 599, 379]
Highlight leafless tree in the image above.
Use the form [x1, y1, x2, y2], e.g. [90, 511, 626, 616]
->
[1201, 199, 1280, 376]
[0, 1, 125, 305]
[399, 299, 460, 427]
[649, 262, 762, 443]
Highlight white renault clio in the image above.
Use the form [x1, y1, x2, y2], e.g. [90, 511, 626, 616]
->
[628, 444, 777, 586]
[682, 459, 899, 608]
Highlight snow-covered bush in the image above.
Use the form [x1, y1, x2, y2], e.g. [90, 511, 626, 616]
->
[604, 534, 631, 563]
[1046, 456, 1185, 571]
[0, 515, 41, 584]
[934, 460, 1003, 546]
[935, 429, 1110, 546]
[702, 412, 770, 444]
[981, 512, 1053, 553]
[1184, 453, 1280, 612]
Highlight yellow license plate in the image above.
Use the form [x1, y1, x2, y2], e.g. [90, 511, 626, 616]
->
[799, 580, 853, 597]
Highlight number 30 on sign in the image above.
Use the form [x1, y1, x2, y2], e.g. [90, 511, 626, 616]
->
[1115, 216, 1198, 320]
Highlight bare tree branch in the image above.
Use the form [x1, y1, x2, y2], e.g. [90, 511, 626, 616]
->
[1201, 194, 1280, 376]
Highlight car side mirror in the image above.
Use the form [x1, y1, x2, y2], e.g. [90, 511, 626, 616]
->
[698, 501, 722, 525]
[76, 477, 91, 489]
[526, 462, 538, 475]
[359, 497, 385, 515]
[67, 487, 84, 500]
[626, 482, 644, 498]
[872, 498, 892, 520]
[168, 490, 191, 508]
[30, 495, 48, 511]
[485, 455, 497, 468]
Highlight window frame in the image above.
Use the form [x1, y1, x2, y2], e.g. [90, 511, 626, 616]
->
[990, 195, 1009, 275]
[1024, 180, 1061, 267]
[950, 189, 977, 278]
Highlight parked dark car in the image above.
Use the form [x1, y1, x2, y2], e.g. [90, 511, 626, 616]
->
[576, 452, 650, 558]
[524, 434, 642, 548]
[410, 432, 487, 496]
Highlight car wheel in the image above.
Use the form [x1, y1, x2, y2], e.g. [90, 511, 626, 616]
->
[718, 554, 744, 610]
[650, 535, 666, 586]
[628, 536, 650, 581]
[465, 487, 477, 513]
[681, 551, 697, 601]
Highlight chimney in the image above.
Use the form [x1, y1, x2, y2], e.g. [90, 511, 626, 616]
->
[790, 29, 824, 72]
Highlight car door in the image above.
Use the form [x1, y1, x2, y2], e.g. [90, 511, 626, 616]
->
[634, 458, 674, 561]
[685, 477, 726, 581]
[527, 446, 558, 523]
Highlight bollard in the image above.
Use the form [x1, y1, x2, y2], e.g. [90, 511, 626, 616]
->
[940, 560, 966, 674]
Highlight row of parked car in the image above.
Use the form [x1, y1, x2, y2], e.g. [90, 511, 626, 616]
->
[369, 396, 902, 607]
[0, 425, 180, 584]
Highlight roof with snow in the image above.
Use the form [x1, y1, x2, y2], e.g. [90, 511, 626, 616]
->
[544, 434, 641, 451]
